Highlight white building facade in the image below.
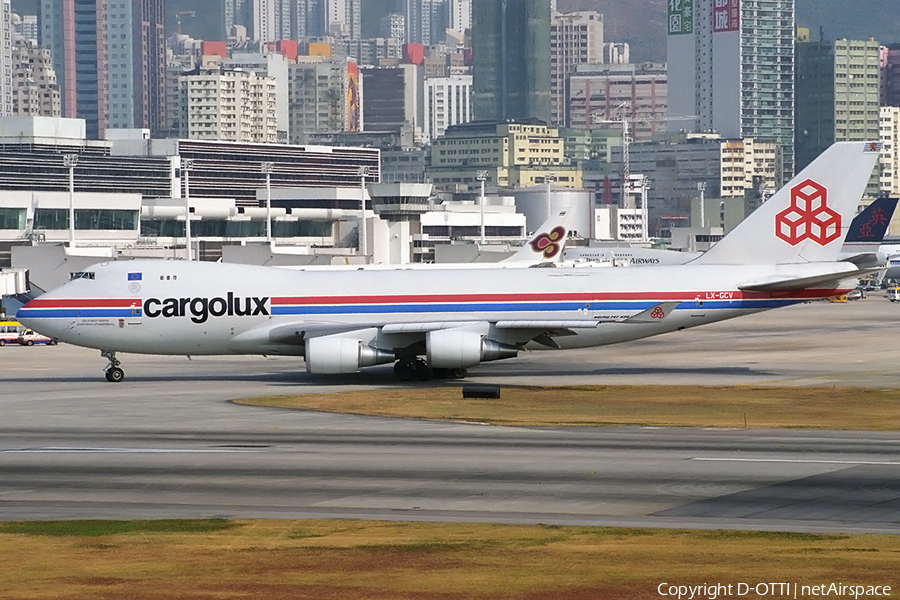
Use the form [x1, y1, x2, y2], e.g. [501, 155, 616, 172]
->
[424, 74, 472, 143]
[0, 0, 13, 116]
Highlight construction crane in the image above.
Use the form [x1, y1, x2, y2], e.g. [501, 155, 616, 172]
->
[592, 105, 698, 241]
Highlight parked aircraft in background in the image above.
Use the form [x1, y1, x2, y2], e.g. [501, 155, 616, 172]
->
[17, 141, 882, 383]
[288, 208, 575, 271]
[565, 196, 898, 269]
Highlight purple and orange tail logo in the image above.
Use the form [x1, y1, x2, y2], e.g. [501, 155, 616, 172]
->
[530, 226, 567, 259]
[775, 179, 841, 246]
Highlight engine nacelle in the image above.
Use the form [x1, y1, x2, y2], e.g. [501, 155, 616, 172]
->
[426, 329, 518, 369]
[305, 336, 394, 374]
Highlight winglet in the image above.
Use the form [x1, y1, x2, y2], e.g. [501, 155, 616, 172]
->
[503, 208, 573, 265]
[622, 301, 681, 323]
[692, 141, 882, 265]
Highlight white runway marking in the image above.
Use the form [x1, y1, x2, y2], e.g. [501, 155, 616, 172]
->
[692, 457, 900, 466]
[1, 447, 257, 454]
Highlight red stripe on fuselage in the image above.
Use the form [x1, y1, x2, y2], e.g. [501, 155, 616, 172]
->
[24, 298, 141, 308]
[271, 289, 843, 305]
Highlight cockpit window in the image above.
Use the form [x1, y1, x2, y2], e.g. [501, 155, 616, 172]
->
[70, 271, 95, 280]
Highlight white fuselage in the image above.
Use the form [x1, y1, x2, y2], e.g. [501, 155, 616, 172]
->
[18, 259, 855, 358]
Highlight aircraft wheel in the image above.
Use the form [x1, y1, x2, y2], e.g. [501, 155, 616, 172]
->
[450, 368, 468, 379]
[414, 361, 433, 381]
[105, 367, 125, 383]
[394, 361, 414, 381]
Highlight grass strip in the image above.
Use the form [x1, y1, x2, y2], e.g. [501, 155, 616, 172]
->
[235, 385, 900, 430]
[0, 520, 897, 600]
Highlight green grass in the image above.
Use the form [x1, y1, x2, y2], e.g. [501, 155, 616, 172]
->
[0, 519, 897, 599]
[235, 384, 900, 430]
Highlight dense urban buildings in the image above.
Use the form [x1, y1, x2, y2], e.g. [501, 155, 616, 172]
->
[667, 0, 796, 184]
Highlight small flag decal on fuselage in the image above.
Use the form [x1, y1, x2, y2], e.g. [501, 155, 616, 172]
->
[127, 272, 142, 281]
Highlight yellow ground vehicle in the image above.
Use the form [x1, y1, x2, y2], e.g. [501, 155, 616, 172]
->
[0, 320, 25, 346]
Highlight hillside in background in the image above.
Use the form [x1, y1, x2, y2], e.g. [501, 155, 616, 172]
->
[558, 0, 900, 63]
[9, 0, 899, 63]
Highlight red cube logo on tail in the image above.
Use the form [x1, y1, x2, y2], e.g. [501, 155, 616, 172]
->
[775, 179, 841, 246]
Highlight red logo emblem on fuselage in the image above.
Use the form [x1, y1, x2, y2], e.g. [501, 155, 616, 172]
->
[775, 179, 841, 246]
[530, 226, 567, 259]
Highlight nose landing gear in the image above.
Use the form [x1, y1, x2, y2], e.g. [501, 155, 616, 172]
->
[101, 350, 124, 383]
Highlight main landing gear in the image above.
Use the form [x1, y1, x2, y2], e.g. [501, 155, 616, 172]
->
[101, 350, 124, 383]
[393, 359, 467, 382]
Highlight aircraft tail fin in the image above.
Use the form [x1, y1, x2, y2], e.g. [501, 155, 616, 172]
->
[693, 141, 882, 265]
[503, 208, 572, 265]
[840, 196, 898, 254]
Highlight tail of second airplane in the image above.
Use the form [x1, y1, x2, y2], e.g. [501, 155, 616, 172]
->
[693, 141, 883, 265]
[841, 196, 898, 254]
[503, 208, 573, 265]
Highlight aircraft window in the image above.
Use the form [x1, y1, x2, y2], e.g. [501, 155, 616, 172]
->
[160, 276, 164, 280]
[70, 272, 95, 280]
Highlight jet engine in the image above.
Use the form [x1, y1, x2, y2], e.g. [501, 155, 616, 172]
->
[426, 329, 518, 369]
[305, 335, 394, 374]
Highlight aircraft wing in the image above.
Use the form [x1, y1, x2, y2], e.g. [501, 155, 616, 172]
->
[738, 267, 876, 292]
[234, 302, 683, 350]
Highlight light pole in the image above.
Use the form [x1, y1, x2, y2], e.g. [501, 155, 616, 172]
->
[545, 172, 556, 224]
[697, 181, 707, 229]
[476, 170, 488, 244]
[63, 154, 78, 248]
[641, 176, 650, 243]
[182, 158, 194, 261]
[261, 161, 274, 246]
[357, 166, 369, 261]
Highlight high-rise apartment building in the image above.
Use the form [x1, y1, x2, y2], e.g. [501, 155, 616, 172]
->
[795, 38, 880, 171]
[0, 0, 12, 116]
[550, 11, 603, 127]
[325, 0, 361, 39]
[472, 0, 551, 124]
[38, 0, 165, 138]
[424, 74, 472, 142]
[11, 39, 60, 117]
[880, 44, 900, 108]
[292, 0, 326, 38]
[404, 0, 440, 46]
[287, 57, 361, 144]
[667, 0, 795, 184]
[11, 11, 37, 45]
[176, 66, 278, 143]
[447, 0, 471, 35]
[879, 106, 900, 198]
[39, 0, 107, 138]
[380, 13, 405, 45]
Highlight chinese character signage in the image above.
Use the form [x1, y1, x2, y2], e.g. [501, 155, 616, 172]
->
[667, 0, 693, 35]
[713, 0, 740, 33]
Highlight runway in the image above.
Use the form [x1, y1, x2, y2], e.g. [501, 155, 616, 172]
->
[1, 298, 899, 533]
